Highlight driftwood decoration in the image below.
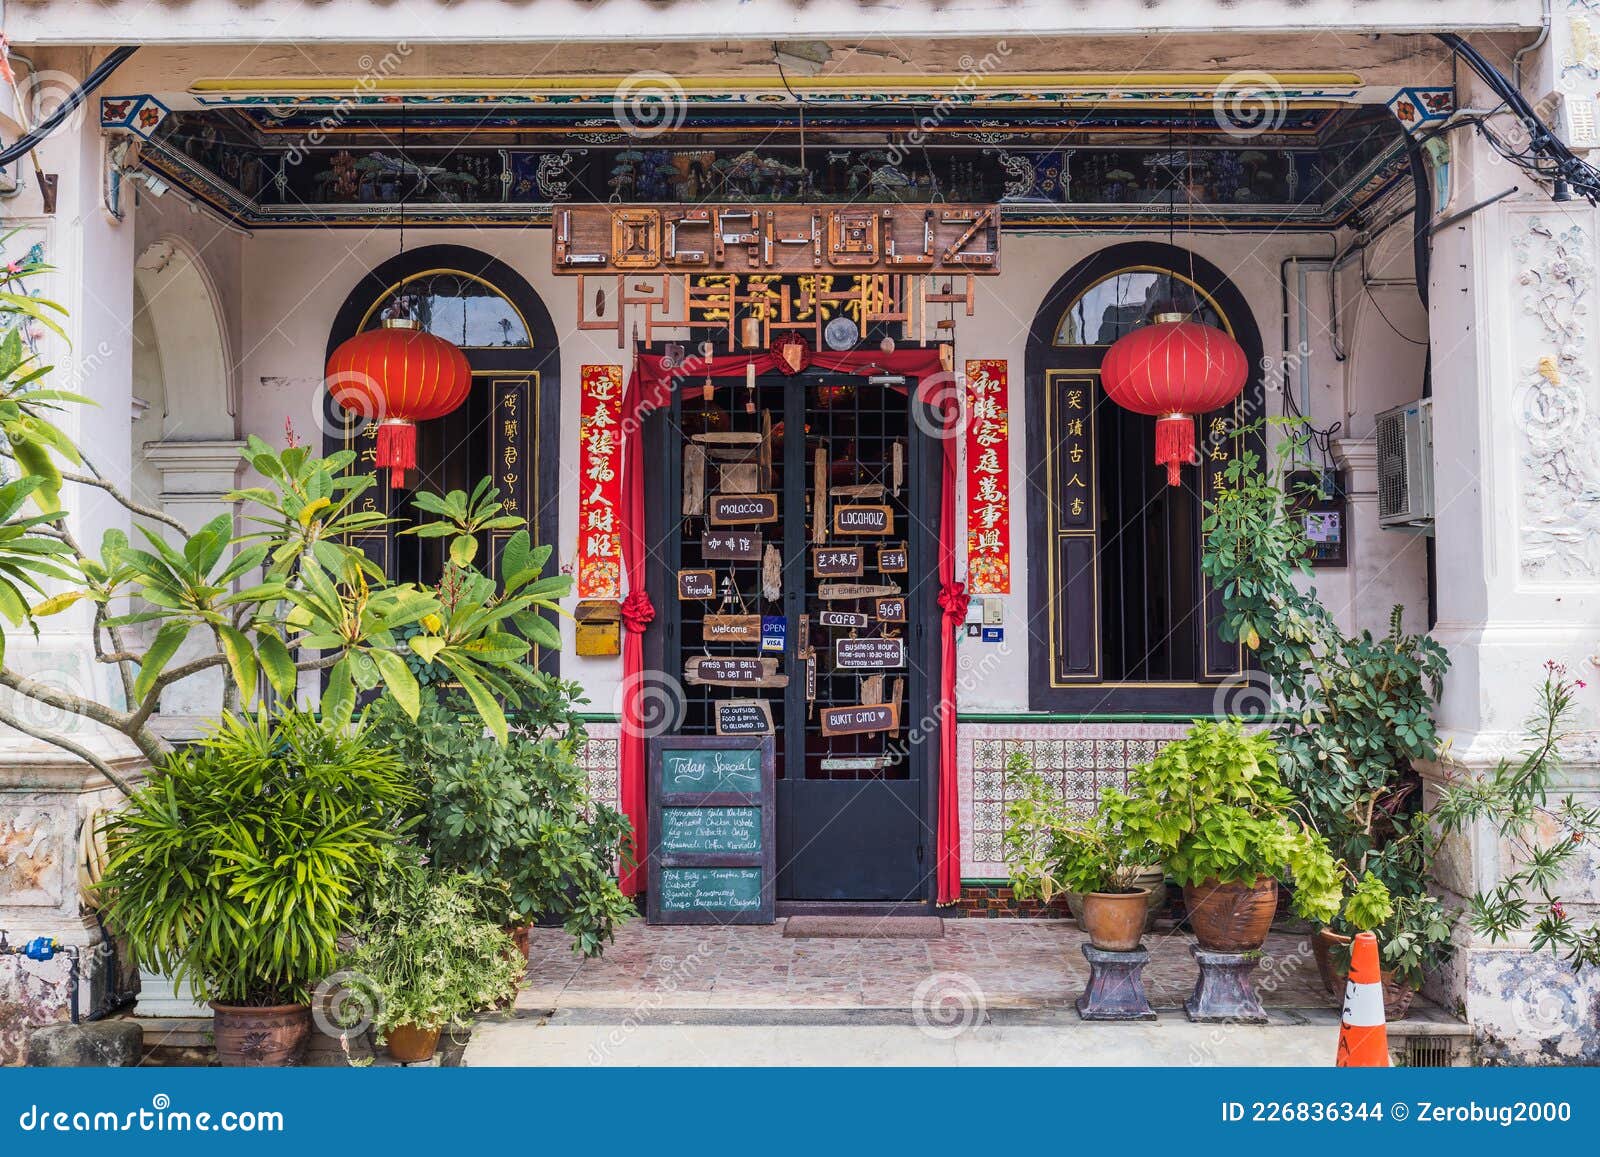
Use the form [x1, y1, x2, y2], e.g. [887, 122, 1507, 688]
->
[762, 543, 782, 602]
[759, 409, 774, 490]
[892, 441, 904, 497]
[685, 655, 789, 688]
[719, 462, 759, 493]
[861, 674, 885, 706]
[813, 445, 828, 545]
[692, 431, 762, 446]
[832, 483, 885, 499]
[890, 676, 905, 734]
[683, 442, 706, 516]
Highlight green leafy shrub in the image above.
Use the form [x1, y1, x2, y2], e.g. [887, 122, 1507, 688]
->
[1107, 720, 1345, 924]
[368, 682, 635, 957]
[1003, 749, 1158, 900]
[339, 860, 524, 1036]
[97, 710, 414, 1005]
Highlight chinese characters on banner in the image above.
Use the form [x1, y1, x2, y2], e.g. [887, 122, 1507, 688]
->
[577, 365, 624, 598]
[964, 359, 1011, 594]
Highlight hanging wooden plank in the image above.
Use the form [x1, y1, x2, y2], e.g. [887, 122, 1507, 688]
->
[860, 675, 885, 706]
[759, 409, 774, 491]
[892, 441, 904, 497]
[832, 483, 885, 499]
[890, 676, 904, 735]
[833, 504, 894, 535]
[719, 463, 759, 494]
[702, 530, 763, 561]
[685, 656, 789, 688]
[703, 614, 763, 644]
[683, 442, 706, 517]
[812, 546, 864, 577]
[692, 432, 762, 445]
[710, 493, 778, 525]
[820, 702, 900, 736]
[714, 699, 775, 736]
[813, 446, 829, 545]
[762, 544, 782, 602]
[818, 582, 900, 600]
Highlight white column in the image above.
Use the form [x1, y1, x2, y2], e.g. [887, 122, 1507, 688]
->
[1422, 118, 1600, 1061]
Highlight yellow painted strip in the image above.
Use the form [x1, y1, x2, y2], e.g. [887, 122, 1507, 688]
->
[190, 71, 1362, 96]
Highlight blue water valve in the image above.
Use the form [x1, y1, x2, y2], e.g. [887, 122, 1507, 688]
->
[22, 937, 62, 961]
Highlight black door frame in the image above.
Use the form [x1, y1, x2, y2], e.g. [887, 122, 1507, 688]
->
[1024, 242, 1265, 715]
[322, 244, 562, 674]
[641, 358, 941, 911]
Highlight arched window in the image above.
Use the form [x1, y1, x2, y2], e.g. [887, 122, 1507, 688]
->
[357, 271, 531, 348]
[1025, 243, 1263, 714]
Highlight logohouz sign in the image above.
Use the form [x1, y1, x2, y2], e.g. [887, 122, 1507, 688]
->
[554, 204, 1001, 276]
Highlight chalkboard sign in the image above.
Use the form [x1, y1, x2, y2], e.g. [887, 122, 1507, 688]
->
[877, 544, 909, 572]
[709, 493, 778, 525]
[818, 610, 870, 629]
[678, 569, 717, 599]
[876, 596, 907, 623]
[702, 531, 763, 561]
[836, 638, 906, 669]
[812, 546, 864, 577]
[649, 735, 775, 924]
[834, 504, 893, 535]
[820, 702, 900, 736]
[714, 699, 774, 735]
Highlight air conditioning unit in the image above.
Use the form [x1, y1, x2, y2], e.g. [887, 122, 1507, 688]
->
[1376, 398, 1434, 529]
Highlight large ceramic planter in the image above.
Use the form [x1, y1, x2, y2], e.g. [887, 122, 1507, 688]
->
[210, 1003, 311, 1067]
[385, 1023, 442, 1063]
[1183, 876, 1278, 952]
[1080, 888, 1151, 952]
[1310, 927, 1417, 1020]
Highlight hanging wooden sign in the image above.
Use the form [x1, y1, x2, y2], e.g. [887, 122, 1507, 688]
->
[719, 463, 759, 494]
[877, 544, 908, 573]
[803, 648, 817, 701]
[875, 596, 907, 623]
[710, 493, 778, 526]
[818, 610, 870, 629]
[678, 569, 717, 600]
[820, 702, 900, 736]
[812, 546, 864, 578]
[555, 204, 1002, 276]
[714, 699, 775, 736]
[813, 447, 829, 545]
[703, 614, 763, 644]
[686, 656, 789, 688]
[836, 638, 906, 670]
[965, 358, 1012, 594]
[682, 441, 707, 516]
[819, 582, 900, 601]
[702, 531, 763, 561]
[834, 505, 894, 535]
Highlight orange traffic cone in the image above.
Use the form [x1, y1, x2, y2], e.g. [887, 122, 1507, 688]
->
[1335, 931, 1389, 1067]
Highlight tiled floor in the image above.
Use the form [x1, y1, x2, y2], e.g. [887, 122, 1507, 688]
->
[518, 918, 1403, 1013]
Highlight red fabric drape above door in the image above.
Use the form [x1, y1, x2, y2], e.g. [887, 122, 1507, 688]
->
[616, 348, 962, 903]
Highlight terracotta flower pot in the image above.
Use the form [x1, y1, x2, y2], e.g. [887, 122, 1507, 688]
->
[1183, 876, 1278, 951]
[209, 1002, 311, 1067]
[1311, 927, 1417, 1020]
[1080, 888, 1151, 952]
[1066, 866, 1167, 929]
[385, 1022, 442, 1063]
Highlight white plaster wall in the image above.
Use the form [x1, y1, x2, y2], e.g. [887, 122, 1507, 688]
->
[234, 225, 1389, 716]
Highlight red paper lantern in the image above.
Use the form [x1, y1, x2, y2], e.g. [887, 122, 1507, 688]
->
[324, 318, 471, 488]
[1100, 312, 1249, 486]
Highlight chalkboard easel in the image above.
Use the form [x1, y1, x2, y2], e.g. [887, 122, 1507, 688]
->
[647, 735, 776, 925]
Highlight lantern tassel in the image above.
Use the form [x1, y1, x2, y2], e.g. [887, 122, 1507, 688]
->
[1154, 414, 1194, 487]
[375, 420, 418, 489]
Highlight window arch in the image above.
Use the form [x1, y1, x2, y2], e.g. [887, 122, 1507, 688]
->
[356, 270, 532, 349]
[1024, 242, 1264, 714]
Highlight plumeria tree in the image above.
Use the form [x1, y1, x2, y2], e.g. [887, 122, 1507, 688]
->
[0, 259, 568, 793]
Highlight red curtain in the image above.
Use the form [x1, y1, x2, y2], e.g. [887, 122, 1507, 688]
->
[616, 347, 962, 903]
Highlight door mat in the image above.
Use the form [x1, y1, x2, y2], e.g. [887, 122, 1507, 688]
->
[782, 916, 944, 939]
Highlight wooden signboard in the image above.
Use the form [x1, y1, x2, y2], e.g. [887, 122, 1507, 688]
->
[836, 638, 906, 670]
[875, 596, 907, 623]
[702, 531, 763, 561]
[703, 614, 762, 644]
[818, 582, 900, 600]
[714, 699, 775, 736]
[877, 544, 909, 573]
[556, 204, 1001, 276]
[812, 546, 864, 577]
[685, 656, 789, 687]
[678, 569, 717, 600]
[820, 702, 900, 736]
[834, 505, 894, 535]
[818, 610, 870, 629]
[648, 735, 775, 924]
[709, 493, 778, 526]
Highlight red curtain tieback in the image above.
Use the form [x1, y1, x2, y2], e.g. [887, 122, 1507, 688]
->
[621, 590, 656, 633]
[938, 581, 968, 621]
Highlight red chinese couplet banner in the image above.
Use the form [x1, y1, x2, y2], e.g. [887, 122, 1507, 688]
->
[964, 359, 1011, 594]
[577, 365, 624, 599]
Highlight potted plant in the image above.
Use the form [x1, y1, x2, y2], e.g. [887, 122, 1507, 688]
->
[1111, 720, 1345, 951]
[1317, 892, 1453, 1020]
[1003, 751, 1159, 951]
[98, 710, 413, 1065]
[339, 861, 525, 1063]
[368, 682, 636, 958]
